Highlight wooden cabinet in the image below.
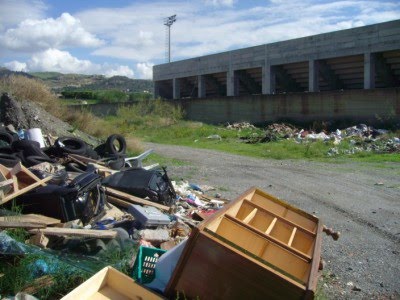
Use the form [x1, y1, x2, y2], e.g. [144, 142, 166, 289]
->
[166, 187, 322, 299]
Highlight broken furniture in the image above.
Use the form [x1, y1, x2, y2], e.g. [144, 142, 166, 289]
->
[0, 162, 52, 205]
[61, 266, 164, 300]
[166, 187, 322, 299]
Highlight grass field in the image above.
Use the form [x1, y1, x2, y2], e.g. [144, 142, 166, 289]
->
[99, 101, 400, 163]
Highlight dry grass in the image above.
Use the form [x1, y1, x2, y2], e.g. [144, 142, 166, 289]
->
[63, 108, 112, 138]
[0, 75, 62, 117]
[125, 137, 144, 154]
[0, 75, 113, 138]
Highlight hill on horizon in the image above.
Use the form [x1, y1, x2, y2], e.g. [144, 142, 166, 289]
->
[0, 68, 153, 94]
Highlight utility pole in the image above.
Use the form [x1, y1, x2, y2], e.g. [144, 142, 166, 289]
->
[164, 15, 176, 63]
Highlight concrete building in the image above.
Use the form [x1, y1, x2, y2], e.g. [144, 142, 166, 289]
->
[154, 20, 400, 98]
[153, 20, 400, 125]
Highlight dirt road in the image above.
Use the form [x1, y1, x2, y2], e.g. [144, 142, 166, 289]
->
[147, 142, 400, 299]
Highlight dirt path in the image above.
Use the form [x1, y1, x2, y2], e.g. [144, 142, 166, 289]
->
[146, 142, 400, 299]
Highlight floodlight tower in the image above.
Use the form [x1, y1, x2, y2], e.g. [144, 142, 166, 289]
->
[164, 14, 177, 63]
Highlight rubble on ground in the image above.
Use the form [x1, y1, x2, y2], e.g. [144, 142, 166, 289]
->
[240, 122, 400, 154]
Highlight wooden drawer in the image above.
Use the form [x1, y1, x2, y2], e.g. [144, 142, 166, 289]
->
[166, 187, 322, 299]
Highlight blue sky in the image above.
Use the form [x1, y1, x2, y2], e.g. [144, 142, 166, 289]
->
[1, 0, 399, 79]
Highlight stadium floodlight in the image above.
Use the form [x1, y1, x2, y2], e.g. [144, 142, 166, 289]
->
[164, 15, 177, 63]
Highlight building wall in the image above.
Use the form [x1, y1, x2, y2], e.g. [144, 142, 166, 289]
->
[172, 88, 400, 126]
[154, 20, 400, 80]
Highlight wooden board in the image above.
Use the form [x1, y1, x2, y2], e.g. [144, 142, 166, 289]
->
[28, 227, 118, 239]
[105, 187, 170, 212]
[0, 214, 61, 225]
[61, 266, 164, 300]
[0, 221, 46, 229]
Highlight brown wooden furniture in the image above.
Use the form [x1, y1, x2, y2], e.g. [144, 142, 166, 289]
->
[166, 187, 322, 299]
[61, 266, 164, 300]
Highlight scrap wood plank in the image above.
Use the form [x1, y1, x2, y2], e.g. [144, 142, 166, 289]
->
[0, 221, 46, 229]
[68, 154, 106, 166]
[107, 195, 130, 208]
[0, 214, 61, 225]
[105, 187, 170, 211]
[28, 227, 118, 238]
[0, 176, 52, 205]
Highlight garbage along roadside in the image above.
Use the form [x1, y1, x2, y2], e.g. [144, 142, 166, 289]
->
[229, 122, 400, 155]
[0, 122, 340, 299]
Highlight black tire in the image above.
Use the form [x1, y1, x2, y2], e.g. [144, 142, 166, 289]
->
[85, 147, 100, 160]
[0, 146, 14, 155]
[12, 140, 50, 159]
[94, 143, 106, 157]
[25, 155, 56, 167]
[11, 140, 41, 152]
[0, 132, 16, 146]
[106, 157, 125, 170]
[65, 162, 86, 173]
[105, 134, 126, 155]
[0, 153, 20, 167]
[55, 137, 87, 155]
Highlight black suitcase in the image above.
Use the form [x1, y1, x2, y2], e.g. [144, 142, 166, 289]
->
[15, 172, 104, 224]
[102, 167, 176, 206]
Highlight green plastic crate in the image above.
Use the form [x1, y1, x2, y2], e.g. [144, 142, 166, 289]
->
[132, 246, 167, 284]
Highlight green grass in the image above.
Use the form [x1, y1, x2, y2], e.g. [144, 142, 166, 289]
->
[76, 99, 400, 163]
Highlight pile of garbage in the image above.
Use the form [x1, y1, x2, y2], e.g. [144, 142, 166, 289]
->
[0, 121, 230, 298]
[240, 123, 400, 154]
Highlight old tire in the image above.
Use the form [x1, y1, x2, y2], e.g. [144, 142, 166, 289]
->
[105, 134, 126, 155]
[0, 153, 20, 167]
[25, 155, 56, 167]
[55, 137, 87, 155]
[0, 132, 14, 146]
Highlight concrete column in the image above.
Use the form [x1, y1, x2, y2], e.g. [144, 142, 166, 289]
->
[153, 81, 160, 98]
[262, 62, 275, 94]
[364, 52, 376, 89]
[198, 75, 206, 98]
[173, 78, 180, 99]
[227, 69, 235, 96]
[309, 60, 319, 92]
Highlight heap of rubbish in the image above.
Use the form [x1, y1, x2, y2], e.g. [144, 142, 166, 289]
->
[231, 122, 400, 154]
[0, 121, 340, 299]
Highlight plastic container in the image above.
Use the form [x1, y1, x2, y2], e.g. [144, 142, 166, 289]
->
[25, 128, 45, 148]
[132, 246, 166, 284]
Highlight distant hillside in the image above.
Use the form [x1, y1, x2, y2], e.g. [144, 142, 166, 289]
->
[29, 72, 153, 93]
[0, 67, 33, 79]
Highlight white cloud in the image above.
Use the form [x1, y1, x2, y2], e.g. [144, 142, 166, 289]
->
[1, 13, 103, 52]
[104, 65, 134, 78]
[5, 48, 135, 78]
[136, 62, 154, 79]
[204, 0, 236, 7]
[4, 60, 28, 72]
[0, 0, 47, 31]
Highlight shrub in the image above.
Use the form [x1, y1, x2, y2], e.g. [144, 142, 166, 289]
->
[0, 75, 61, 116]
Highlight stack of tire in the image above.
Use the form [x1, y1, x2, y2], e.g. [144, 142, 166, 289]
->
[94, 134, 127, 170]
[0, 128, 20, 167]
[0, 130, 128, 172]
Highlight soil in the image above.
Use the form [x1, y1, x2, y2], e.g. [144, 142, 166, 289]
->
[146, 142, 400, 300]
[0, 93, 100, 146]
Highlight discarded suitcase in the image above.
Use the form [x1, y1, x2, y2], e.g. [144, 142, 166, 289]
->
[166, 187, 323, 299]
[102, 167, 176, 206]
[15, 172, 105, 224]
[128, 204, 170, 228]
